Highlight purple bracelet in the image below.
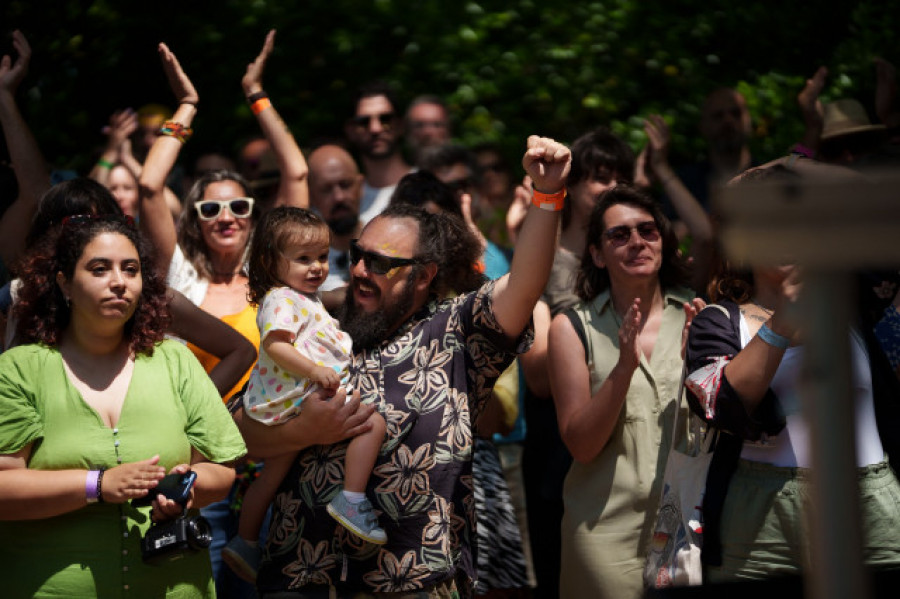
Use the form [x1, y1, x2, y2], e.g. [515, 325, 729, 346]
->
[85, 470, 101, 504]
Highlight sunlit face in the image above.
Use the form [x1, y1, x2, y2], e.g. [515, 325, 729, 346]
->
[57, 232, 142, 332]
[349, 216, 422, 318]
[107, 165, 139, 217]
[197, 179, 253, 256]
[590, 203, 663, 286]
[277, 232, 331, 296]
[346, 95, 401, 159]
[569, 167, 621, 221]
[406, 102, 450, 150]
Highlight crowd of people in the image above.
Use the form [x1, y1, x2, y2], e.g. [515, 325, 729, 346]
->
[1, 25, 900, 599]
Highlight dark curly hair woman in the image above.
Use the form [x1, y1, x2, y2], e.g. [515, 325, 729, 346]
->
[0, 215, 246, 598]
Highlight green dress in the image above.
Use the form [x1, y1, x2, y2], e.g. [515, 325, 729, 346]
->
[559, 287, 693, 599]
[0, 340, 247, 598]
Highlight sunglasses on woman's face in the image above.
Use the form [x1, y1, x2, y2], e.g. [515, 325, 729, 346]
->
[349, 239, 419, 275]
[194, 198, 255, 221]
[603, 221, 660, 247]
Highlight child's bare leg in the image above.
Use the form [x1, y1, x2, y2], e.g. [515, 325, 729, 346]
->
[343, 411, 386, 494]
[237, 452, 297, 541]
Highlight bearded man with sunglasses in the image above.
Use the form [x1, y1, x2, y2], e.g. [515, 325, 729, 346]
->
[344, 81, 415, 226]
[239, 136, 570, 599]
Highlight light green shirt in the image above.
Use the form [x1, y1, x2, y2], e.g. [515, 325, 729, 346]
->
[0, 340, 246, 598]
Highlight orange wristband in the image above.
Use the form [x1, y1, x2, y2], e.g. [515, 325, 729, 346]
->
[531, 188, 566, 212]
[251, 97, 272, 115]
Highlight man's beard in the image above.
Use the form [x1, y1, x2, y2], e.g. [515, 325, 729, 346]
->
[327, 212, 359, 236]
[338, 270, 418, 351]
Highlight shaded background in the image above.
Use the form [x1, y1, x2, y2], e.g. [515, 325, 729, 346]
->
[2, 0, 897, 177]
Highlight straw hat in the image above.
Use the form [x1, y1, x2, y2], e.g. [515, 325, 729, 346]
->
[820, 99, 886, 140]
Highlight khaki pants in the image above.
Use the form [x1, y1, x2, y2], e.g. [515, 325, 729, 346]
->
[706, 459, 900, 583]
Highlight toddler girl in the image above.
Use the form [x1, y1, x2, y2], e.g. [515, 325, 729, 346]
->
[222, 207, 386, 582]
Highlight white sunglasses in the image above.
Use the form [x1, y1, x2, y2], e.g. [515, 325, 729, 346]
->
[194, 197, 255, 221]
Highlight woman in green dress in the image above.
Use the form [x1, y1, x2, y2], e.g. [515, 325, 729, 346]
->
[0, 215, 246, 597]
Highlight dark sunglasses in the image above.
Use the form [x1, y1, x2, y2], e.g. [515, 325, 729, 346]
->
[603, 221, 660, 247]
[350, 112, 395, 128]
[349, 239, 419, 275]
[62, 213, 136, 229]
[194, 198, 255, 221]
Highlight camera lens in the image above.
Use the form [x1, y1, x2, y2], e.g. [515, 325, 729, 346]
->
[186, 515, 213, 550]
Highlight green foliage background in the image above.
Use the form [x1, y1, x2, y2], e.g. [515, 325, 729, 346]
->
[3, 0, 897, 177]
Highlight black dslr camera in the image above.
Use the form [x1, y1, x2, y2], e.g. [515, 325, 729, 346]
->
[135, 471, 213, 562]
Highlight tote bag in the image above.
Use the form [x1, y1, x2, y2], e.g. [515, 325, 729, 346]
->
[643, 363, 716, 589]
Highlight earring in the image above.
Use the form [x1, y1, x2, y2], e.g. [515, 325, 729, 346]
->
[64, 296, 71, 307]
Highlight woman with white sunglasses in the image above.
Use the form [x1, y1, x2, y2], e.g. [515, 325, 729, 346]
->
[139, 31, 308, 402]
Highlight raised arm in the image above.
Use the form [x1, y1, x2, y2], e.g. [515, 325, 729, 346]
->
[138, 43, 198, 274]
[241, 29, 308, 209]
[0, 30, 51, 267]
[643, 114, 714, 292]
[492, 136, 570, 338]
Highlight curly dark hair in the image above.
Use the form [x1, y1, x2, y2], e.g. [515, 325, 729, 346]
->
[178, 170, 260, 280]
[13, 216, 170, 355]
[247, 206, 331, 306]
[374, 203, 485, 297]
[24, 177, 123, 251]
[574, 185, 690, 301]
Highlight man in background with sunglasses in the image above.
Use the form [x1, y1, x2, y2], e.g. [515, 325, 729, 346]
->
[405, 94, 452, 165]
[344, 81, 415, 226]
[241, 136, 571, 598]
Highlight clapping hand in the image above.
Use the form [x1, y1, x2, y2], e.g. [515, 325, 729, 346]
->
[158, 43, 198, 106]
[242, 29, 275, 96]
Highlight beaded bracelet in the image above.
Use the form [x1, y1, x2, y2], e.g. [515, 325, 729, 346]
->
[96, 468, 105, 503]
[159, 120, 193, 143]
[531, 187, 566, 212]
[250, 97, 272, 116]
[757, 323, 790, 350]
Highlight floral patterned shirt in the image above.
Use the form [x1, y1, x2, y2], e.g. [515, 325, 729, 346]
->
[258, 279, 533, 595]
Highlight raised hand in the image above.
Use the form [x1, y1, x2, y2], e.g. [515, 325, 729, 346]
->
[100, 455, 167, 504]
[505, 175, 533, 245]
[101, 109, 138, 155]
[157, 43, 199, 106]
[798, 66, 828, 138]
[643, 114, 672, 176]
[0, 30, 31, 97]
[522, 135, 571, 194]
[460, 192, 488, 253]
[242, 29, 275, 96]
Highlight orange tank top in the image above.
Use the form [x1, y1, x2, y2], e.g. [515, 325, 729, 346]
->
[186, 302, 260, 402]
